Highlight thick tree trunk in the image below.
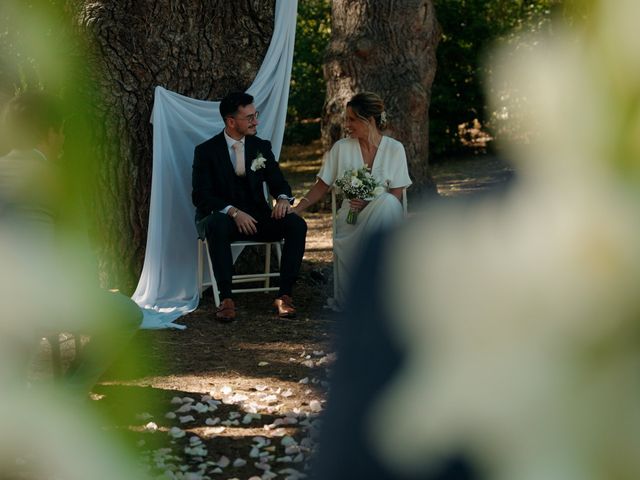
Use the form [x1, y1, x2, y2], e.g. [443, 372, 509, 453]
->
[322, 0, 441, 197]
[72, 1, 275, 291]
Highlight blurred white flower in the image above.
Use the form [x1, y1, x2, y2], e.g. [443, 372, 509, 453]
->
[369, 4, 640, 480]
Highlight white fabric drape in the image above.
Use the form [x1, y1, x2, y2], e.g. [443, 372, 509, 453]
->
[132, 1, 298, 329]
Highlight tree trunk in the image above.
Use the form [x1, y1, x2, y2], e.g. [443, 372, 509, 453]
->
[322, 0, 441, 197]
[72, 1, 275, 291]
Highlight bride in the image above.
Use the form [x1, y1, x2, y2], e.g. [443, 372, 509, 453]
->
[293, 92, 412, 309]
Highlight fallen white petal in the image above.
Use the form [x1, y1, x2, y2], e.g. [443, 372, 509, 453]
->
[233, 458, 247, 467]
[284, 445, 300, 455]
[170, 396, 184, 405]
[144, 421, 159, 432]
[216, 455, 230, 468]
[193, 402, 209, 413]
[221, 419, 240, 426]
[281, 436, 297, 447]
[230, 393, 249, 403]
[253, 436, 269, 447]
[185, 446, 208, 456]
[205, 417, 220, 426]
[179, 415, 195, 424]
[184, 472, 203, 480]
[168, 427, 186, 439]
[165, 412, 177, 419]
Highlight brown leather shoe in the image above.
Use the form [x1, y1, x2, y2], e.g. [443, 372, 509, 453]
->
[215, 298, 236, 323]
[273, 295, 296, 318]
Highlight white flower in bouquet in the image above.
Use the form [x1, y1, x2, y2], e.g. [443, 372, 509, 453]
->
[373, 185, 386, 197]
[335, 167, 382, 224]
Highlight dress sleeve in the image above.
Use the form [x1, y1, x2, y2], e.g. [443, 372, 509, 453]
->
[317, 141, 340, 186]
[386, 141, 412, 189]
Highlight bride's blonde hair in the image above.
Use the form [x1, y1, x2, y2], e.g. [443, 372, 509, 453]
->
[347, 92, 388, 130]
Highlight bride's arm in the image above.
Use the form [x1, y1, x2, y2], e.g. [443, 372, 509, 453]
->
[389, 187, 403, 201]
[293, 178, 330, 215]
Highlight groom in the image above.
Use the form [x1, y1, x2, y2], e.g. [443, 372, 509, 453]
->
[192, 92, 307, 322]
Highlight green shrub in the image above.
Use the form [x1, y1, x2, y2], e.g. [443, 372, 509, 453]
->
[285, 0, 330, 146]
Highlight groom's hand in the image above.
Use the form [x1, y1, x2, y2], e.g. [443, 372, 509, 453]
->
[233, 210, 258, 235]
[271, 198, 292, 219]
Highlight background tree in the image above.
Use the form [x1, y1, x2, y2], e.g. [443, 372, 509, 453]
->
[285, 0, 330, 145]
[322, 0, 441, 196]
[430, 0, 562, 158]
[75, 1, 276, 291]
[1, 1, 277, 291]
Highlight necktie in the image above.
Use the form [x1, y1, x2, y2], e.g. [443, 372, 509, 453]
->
[232, 141, 245, 177]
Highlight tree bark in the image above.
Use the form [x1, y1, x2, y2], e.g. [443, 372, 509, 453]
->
[72, 1, 275, 291]
[322, 0, 441, 196]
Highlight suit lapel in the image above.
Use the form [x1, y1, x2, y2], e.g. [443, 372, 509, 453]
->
[244, 137, 260, 192]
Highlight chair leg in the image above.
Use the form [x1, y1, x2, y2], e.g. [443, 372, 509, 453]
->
[264, 243, 272, 289]
[197, 239, 204, 298]
[68, 333, 82, 373]
[47, 334, 62, 380]
[203, 239, 221, 307]
[275, 241, 282, 263]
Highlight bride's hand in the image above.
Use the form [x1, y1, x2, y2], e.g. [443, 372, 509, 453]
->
[349, 198, 369, 211]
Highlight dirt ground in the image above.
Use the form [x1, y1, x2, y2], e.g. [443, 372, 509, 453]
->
[30, 144, 513, 480]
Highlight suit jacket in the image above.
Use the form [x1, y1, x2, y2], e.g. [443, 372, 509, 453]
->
[0, 149, 57, 227]
[192, 132, 292, 221]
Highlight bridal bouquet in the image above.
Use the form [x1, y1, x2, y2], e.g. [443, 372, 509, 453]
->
[335, 166, 384, 224]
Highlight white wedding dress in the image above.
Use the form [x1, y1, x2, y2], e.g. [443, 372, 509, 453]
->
[317, 136, 412, 308]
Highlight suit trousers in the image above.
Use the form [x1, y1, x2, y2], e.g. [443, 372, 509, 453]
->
[199, 211, 307, 298]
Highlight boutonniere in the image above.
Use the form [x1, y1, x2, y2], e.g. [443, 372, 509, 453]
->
[251, 152, 267, 171]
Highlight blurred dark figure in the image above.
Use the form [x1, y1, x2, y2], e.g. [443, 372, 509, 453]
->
[312, 226, 479, 480]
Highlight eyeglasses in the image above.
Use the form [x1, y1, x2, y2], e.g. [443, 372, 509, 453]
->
[234, 111, 259, 123]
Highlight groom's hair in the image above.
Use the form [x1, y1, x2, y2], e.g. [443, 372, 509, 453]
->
[1, 90, 63, 150]
[220, 91, 254, 120]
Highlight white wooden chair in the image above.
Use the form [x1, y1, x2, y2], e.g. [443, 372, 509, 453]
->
[330, 188, 408, 300]
[196, 237, 282, 307]
[196, 183, 283, 307]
